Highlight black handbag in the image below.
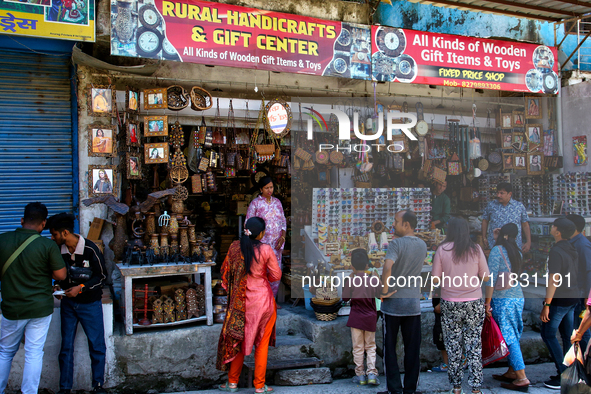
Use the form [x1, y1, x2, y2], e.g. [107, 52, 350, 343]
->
[68, 265, 92, 285]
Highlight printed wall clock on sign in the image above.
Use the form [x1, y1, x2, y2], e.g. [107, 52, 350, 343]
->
[543, 72, 558, 94]
[136, 27, 163, 58]
[139, 4, 162, 28]
[376, 27, 406, 58]
[337, 28, 351, 47]
[162, 39, 180, 61]
[525, 69, 542, 92]
[533, 46, 554, 74]
[395, 54, 417, 82]
[333, 57, 348, 74]
[372, 52, 396, 82]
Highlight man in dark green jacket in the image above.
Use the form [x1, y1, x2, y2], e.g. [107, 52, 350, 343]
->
[431, 181, 450, 229]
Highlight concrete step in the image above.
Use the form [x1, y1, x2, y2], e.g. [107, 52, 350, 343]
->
[274, 367, 333, 386]
[244, 334, 315, 363]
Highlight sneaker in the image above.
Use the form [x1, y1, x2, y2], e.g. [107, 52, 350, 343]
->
[432, 362, 448, 372]
[352, 375, 367, 385]
[92, 385, 107, 393]
[543, 378, 561, 390]
[367, 373, 380, 385]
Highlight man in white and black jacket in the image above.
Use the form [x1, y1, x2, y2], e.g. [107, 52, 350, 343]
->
[48, 213, 107, 394]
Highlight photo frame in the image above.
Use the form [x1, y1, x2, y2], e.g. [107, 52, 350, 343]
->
[513, 132, 525, 147]
[501, 113, 513, 129]
[88, 165, 118, 198]
[526, 124, 543, 144]
[126, 120, 140, 147]
[514, 154, 527, 170]
[143, 88, 167, 110]
[391, 135, 408, 152]
[525, 97, 542, 119]
[125, 87, 140, 114]
[502, 133, 513, 148]
[87, 124, 115, 157]
[144, 116, 168, 137]
[144, 143, 169, 164]
[87, 85, 116, 117]
[502, 153, 514, 170]
[126, 152, 142, 180]
[512, 110, 525, 127]
[527, 152, 544, 175]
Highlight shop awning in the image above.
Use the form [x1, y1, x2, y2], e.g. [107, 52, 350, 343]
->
[405, 0, 591, 22]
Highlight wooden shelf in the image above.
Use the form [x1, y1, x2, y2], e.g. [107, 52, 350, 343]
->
[133, 315, 207, 329]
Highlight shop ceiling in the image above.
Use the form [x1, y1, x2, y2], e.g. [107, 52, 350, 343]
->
[405, 0, 591, 22]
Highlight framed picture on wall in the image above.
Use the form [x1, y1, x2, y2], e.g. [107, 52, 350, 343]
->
[513, 132, 525, 146]
[512, 110, 525, 127]
[126, 152, 142, 180]
[502, 153, 514, 170]
[514, 154, 527, 170]
[126, 120, 140, 147]
[143, 88, 167, 110]
[88, 165, 118, 198]
[87, 124, 115, 157]
[525, 97, 542, 119]
[87, 85, 116, 117]
[125, 87, 140, 113]
[502, 113, 513, 129]
[526, 124, 543, 144]
[527, 152, 544, 175]
[144, 143, 169, 164]
[144, 115, 168, 137]
[502, 133, 513, 148]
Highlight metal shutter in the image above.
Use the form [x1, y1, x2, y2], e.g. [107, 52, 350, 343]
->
[0, 49, 74, 232]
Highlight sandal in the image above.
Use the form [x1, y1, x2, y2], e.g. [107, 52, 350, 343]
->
[219, 381, 238, 392]
[255, 384, 274, 393]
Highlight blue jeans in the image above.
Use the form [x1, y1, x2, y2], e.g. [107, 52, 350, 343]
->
[574, 299, 591, 352]
[541, 304, 576, 375]
[59, 298, 106, 390]
[0, 314, 52, 394]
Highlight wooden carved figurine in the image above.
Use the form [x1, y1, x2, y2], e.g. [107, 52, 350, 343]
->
[185, 288, 199, 318]
[152, 298, 163, 323]
[174, 289, 187, 321]
[163, 296, 175, 323]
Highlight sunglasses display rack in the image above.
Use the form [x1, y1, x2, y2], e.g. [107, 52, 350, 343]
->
[312, 188, 431, 240]
[551, 172, 591, 216]
[513, 175, 552, 217]
[478, 174, 511, 212]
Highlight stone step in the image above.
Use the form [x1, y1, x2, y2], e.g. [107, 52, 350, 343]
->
[274, 367, 333, 386]
[244, 334, 315, 363]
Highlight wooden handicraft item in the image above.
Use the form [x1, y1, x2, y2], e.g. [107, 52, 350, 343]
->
[514, 154, 527, 170]
[126, 152, 142, 180]
[143, 88, 167, 110]
[88, 165, 118, 198]
[527, 152, 545, 175]
[144, 143, 169, 164]
[163, 296, 176, 323]
[144, 115, 168, 137]
[526, 124, 543, 145]
[525, 97, 542, 119]
[264, 98, 292, 139]
[502, 153, 514, 170]
[125, 87, 140, 114]
[174, 289, 187, 321]
[126, 119, 140, 147]
[512, 110, 525, 127]
[167, 85, 190, 111]
[87, 85, 116, 117]
[88, 124, 115, 157]
[152, 298, 164, 323]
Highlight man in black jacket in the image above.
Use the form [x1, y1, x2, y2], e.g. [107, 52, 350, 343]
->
[540, 217, 580, 390]
[48, 213, 107, 394]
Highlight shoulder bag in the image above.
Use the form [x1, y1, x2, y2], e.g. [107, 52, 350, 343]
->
[2, 234, 40, 278]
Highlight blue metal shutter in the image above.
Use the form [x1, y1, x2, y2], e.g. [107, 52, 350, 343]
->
[0, 49, 73, 232]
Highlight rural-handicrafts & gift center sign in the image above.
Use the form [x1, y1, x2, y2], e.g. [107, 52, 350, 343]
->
[110, 0, 558, 93]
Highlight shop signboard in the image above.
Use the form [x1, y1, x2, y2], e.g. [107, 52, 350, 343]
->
[371, 26, 559, 94]
[0, 0, 95, 41]
[110, 0, 372, 80]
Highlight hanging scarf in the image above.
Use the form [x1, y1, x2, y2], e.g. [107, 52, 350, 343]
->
[216, 241, 247, 371]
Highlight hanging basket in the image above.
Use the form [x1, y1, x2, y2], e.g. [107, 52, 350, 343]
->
[478, 158, 489, 171]
[295, 148, 312, 161]
[315, 151, 329, 164]
[167, 85, 190, 111]
[255, 144, 276, 156]
[329, 151, 344, 165]
[488, 151, 502, 164]
[190, 86, 213, 111]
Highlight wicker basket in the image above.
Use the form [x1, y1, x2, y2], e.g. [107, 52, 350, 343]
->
[315, 151, 329, 164]
[330, 151, 344, 165]
[167, 85, 190, 111]
[295, 148, 312, 161]
[190, 86, 213, 111]
[311, 298, 341, 306]
[315, 312, 338, 321]
[255, 144, 276, 155]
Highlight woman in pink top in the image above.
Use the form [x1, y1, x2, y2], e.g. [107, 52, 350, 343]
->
[216, 217, 282, 393]
[432, 217, 490, 394]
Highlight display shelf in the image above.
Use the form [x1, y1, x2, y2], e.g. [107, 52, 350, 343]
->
[133, 315, 208, 329]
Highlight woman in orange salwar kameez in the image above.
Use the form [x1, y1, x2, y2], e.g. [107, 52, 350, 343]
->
[216, 217, 282, 393]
